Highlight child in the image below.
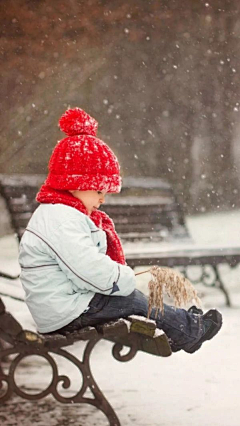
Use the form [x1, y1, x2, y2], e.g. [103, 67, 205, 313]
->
[19, 107, 222, 354]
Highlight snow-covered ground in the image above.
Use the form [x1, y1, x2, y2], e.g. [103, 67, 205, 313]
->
[1, 210, 240, 425]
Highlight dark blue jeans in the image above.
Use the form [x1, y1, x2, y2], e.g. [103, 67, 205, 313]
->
[57, 290, 203, 351]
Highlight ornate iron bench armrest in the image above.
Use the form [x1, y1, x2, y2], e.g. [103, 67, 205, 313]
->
[0, 297, 171, 426]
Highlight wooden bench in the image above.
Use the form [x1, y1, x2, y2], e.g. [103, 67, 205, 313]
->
[103, 176, 190, 242]
[0, 296, 171, 425]
[0, 174, 189, 243]
[0, 173, 238, 306]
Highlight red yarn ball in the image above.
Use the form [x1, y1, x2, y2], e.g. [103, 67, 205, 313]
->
[59, 107, 98, 137]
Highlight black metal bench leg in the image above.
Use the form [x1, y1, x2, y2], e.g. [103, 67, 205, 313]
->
[60, 337, 121, 426]
[0, 338, 121, 426]
[212, 265, 231, 307]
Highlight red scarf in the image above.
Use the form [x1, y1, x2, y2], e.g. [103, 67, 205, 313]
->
[36, 184, 126, 265]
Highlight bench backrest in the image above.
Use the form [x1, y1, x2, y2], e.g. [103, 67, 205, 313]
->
[0, 174, 190, 242]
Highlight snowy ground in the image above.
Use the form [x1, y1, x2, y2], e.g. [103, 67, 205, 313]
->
[1, 211, 240, 425]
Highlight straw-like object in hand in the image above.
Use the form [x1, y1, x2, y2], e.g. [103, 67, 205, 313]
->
[144, 265, 202, 318]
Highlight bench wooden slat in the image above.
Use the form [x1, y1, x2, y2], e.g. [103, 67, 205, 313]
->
[125, 245, 240, 268]
[0, 174, 188, 243]
[12, 212, 33, 222]
[0, 174, 46, 187]
[97, 318, 130, 337]
[0, 296, 171, 357]
[5, 204, 36, 214]
[105, 329, 171, 358]
[104, 196, 174, 206]
[97, 316, 172, 357]
[115, 223, 167, 232]
[104, 211, 180, 222]
[102, 203, 178, 214]
[120, 176, 171, 190]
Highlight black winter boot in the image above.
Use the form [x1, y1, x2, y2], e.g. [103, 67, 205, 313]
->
[184, 309, 222, 354]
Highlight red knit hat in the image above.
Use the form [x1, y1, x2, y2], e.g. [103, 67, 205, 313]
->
[45, 108, 122, 193]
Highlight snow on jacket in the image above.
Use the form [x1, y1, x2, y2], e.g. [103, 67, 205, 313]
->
[18, 203, 136, 333]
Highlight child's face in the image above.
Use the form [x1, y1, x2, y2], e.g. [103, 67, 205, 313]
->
[69, 190, 107, 215]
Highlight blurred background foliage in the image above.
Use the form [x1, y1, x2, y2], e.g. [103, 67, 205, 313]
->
[1, 0, 240, 213]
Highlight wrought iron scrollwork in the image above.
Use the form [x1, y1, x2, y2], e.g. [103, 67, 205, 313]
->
[112, 341, 138, 362]
[179, 264, 232, 306]
[0, 337, 122, 426]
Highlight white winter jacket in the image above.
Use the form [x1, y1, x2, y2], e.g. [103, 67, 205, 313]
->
[19, 204, 136, 333]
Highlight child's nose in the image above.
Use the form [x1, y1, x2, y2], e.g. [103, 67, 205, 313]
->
[99, 194, 105, 204]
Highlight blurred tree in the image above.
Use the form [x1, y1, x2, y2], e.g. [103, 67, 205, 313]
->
[0, 0, 239, 213]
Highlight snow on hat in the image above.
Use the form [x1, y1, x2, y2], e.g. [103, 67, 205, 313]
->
[45, 107, 122, 193]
